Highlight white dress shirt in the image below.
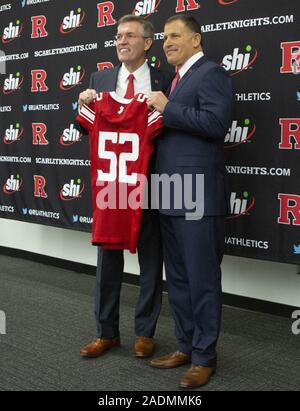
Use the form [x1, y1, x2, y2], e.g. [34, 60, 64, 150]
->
[178, 51, 204, 79]
[116, 61, 152, 97]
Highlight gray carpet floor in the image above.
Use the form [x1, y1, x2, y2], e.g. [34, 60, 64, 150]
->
[0, 254, 299, 391]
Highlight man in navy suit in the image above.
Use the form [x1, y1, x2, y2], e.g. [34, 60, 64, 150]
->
[147, 15, 233, 388]
[77, 15, 172, 359]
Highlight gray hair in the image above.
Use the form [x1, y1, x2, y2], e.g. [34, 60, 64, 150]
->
[118, 15, 154, 39]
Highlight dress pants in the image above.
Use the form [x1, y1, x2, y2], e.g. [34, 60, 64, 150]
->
[95, 209, 163, 338]
[160, 214, 224, 366]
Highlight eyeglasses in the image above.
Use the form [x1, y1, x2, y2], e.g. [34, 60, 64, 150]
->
[115, 33, 145, 42]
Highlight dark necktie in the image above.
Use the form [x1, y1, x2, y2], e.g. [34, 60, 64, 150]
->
[124, 74, 135, 99]
[169, 72, 180, 96]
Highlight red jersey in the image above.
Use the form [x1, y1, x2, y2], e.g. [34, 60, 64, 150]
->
[76, 91, 163, 253]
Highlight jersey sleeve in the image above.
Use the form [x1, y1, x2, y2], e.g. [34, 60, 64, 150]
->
[75, 101, 96, 133]
[147, 109, 163, 141]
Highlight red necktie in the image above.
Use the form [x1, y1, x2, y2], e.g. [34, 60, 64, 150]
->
[169, 72, 180, 95]
[124, 74, 135, 99]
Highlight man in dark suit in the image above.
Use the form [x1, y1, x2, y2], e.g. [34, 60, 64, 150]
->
[77, 15, 172, 359]
[147, 15, 233, 388]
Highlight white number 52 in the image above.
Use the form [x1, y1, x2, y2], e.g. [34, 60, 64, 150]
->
[98, 132, 139, 184]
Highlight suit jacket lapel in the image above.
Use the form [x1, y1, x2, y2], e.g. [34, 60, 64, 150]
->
[112, 64, 121, 91]
[169, 55, 208, 100]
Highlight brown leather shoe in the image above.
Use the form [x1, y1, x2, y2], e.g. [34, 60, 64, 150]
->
[80, 337, 120, 358]
[134, 336, 155, 358]
[179, 364, 216, 388]
[150, 351, 191, 369]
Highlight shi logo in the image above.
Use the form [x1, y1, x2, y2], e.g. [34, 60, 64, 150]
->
[118, 106, 124, 115]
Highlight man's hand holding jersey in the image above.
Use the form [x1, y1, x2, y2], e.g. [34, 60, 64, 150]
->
[147, 91, 169, 113]
[78, 89, 97, 109]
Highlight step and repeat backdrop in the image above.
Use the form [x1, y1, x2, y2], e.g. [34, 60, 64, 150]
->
[0, 0, 299, 263]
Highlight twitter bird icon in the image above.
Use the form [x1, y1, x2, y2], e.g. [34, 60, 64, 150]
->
[297, 91, 300, 101]
[293, 245, 300, 254]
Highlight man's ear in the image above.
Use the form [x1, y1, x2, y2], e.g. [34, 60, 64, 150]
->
[193, 33, 201, 49]
[144, 38, 153, 52]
